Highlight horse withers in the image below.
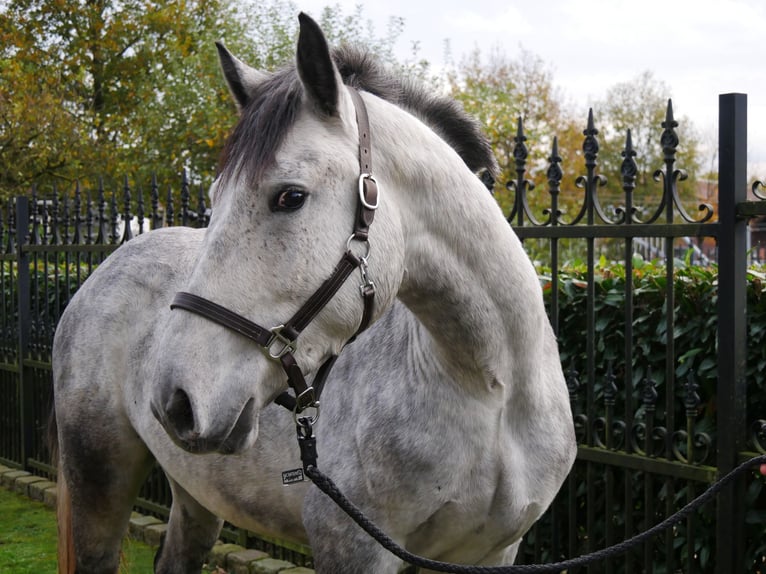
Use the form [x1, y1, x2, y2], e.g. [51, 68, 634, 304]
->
[51, 12, 576, 574]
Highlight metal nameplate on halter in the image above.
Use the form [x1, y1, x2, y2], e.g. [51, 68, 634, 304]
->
[267, 325, 297, 359]
[281, 468, 305, 485]
[358, 174, 380, 210]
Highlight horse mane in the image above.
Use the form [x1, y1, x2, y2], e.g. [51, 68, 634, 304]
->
[332, 45, 498, 178]
[219, 44, 498, 189]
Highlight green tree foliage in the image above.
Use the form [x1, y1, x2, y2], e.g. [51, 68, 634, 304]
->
[0, 0, 421, 201]
[2, 0, 705, 223]
[539, 256, 766, 568]
[310, 3, 432, 81]
[0, 0, 248, 197]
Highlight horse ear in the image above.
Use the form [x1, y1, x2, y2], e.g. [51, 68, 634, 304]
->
[216, 42, 269, 112]
[296, 12, 339, 116]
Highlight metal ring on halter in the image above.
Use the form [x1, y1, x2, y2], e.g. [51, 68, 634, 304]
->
[294, 403, 320, 427]
[358, 174, 380, 210]
[346, 233, 372, 258]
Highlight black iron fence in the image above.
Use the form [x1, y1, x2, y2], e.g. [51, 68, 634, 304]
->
[0, 94, 764, 572]
[0, 171, 210, 475]
[510, 94, 766, 573]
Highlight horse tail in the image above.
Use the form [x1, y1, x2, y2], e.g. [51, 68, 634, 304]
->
[48, 407, 76, 574]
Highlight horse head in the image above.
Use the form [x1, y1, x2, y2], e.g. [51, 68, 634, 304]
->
[152, 14, 408, 454]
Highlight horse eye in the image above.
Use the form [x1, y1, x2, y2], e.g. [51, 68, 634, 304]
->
[271, 188, 308, 212]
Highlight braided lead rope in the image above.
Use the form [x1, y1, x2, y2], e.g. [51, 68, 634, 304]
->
[305, 454, 766, 573]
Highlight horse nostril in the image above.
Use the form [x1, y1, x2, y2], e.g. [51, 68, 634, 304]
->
[158, 387, 254, 454]
[165, 388, 196, 437]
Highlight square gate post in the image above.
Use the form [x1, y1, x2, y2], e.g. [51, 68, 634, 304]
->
[715, 93, 748, 572]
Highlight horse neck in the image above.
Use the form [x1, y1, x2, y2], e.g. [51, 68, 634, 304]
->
[375, 104, 548, 395]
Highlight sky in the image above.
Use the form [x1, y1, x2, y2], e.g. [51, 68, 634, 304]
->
[297, 0, 766, 179]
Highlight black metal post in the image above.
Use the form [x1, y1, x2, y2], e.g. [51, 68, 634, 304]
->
[715, 93, 747, 572]
[15, 196, 31, 470]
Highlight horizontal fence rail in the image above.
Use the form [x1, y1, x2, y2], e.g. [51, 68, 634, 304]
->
[1, 95, 765, 572]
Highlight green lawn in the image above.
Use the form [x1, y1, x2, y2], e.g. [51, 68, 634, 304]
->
[0, 486, 160, 573]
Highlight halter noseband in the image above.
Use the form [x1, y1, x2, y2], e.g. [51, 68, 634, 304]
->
[170, 88, 378, 417]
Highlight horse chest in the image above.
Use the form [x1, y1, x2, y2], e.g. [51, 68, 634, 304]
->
[389, 444, 536, 562]
[346, 402, 533, 532]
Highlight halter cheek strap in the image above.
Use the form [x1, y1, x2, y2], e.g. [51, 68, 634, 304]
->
[170, 88, 378, 416]
[349, 88, 378, 241]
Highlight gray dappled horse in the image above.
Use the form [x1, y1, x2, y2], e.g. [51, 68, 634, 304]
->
[50, 13, 576, 574]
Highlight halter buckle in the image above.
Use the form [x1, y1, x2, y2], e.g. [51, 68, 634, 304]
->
[267, 325, 297, 359]
[358, 174, 380, 210]
[294, 391, 320, 420]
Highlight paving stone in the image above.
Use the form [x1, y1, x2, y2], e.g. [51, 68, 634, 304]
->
[43, 484, 58, 508]
[28, 479, 56, 502]
[14, 475, 48, 497]
[207, 543, 246, 569]
[144, 523, 168, 547]
[226, 549, 270, 574]
[249, 558, 297, 574]
[128, 514, 162, 540]
[1, 470, 29, 488]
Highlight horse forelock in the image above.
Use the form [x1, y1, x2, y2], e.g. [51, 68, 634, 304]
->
[217, 68, 302, 199]
[215, 44, 497, 201]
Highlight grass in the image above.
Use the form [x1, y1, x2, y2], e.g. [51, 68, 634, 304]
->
[0, 486, 58, 573]
[0, 486, 160, 573]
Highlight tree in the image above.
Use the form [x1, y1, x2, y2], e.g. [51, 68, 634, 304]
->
[312, 3, 432, 80]
[0, 49, 82, 192]
[0, 0, 424, 201]
[592, 71, 704, 221]
[0, 0, 249, 198]
[446, 47, 583, 220]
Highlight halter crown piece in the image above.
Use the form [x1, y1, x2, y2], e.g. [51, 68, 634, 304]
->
[170, 88, 378, 419]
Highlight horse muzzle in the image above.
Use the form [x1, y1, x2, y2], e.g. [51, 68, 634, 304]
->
[151, 386, 257, 455]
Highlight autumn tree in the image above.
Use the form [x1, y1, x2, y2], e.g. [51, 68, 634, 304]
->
[446, 47, 583, 220]
[0, 0, 424, 201]
[0, 0, 250, 198]
[592, 71, 704, 220]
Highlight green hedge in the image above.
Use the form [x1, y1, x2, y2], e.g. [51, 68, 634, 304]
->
[531, 255, 766, 569]
[543, 255, 766, 436]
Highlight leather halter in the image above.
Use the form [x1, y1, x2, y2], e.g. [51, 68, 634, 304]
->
[170, 88, 378, 416]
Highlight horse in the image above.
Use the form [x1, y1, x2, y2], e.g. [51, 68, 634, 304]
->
[50, 12, 576, 574]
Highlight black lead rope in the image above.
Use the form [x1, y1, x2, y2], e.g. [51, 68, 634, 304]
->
[299, 448, 766, 574]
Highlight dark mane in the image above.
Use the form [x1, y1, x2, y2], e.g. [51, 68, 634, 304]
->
[333, 45, 498, 178]
[219, 45, 498, 187]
